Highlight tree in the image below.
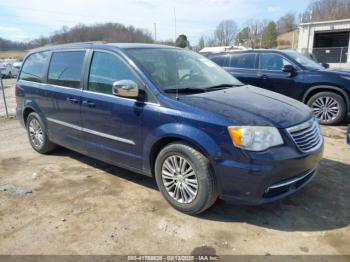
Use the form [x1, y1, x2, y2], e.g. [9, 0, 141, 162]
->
[175, 34, 188, 48]
[197, 36, 205, 51]
[300, 0, 350, 22]
[236, 27, 250, 46]
[261, 21, 278, 48]
[277, 13, 297, 34]
[214, 19, 238, 46]
[245, 19, 267, 48]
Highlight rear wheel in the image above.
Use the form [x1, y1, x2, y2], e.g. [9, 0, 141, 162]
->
[307, 92, 346, 125]
[154, 142, 218, 214]
[26, 112, 56, 154]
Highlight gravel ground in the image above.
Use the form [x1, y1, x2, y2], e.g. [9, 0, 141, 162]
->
[0, 109, 349, 256]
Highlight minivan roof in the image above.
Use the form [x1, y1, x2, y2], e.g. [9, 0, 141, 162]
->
[28, 42, 178, 53]
[207, 49, 296, 56]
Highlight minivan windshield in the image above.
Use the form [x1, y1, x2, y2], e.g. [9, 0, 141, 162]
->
[282, 50, 324, 70]
[126, 48, 243, 93]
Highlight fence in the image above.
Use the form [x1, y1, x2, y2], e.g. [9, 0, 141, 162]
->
[0, 77, 16, 119]
[312, 47, 349, 65]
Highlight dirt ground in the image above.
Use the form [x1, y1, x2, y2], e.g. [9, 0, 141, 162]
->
[0, 118, 349, 255]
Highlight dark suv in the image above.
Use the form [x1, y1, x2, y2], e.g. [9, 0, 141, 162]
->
[16, 43, 323, 214]
[207, 50, 350, 125]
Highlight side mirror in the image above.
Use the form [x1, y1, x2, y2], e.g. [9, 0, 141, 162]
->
[112, 80, 139, 99]
[282, 64, 296, 76]
[320, 62, 329, 69]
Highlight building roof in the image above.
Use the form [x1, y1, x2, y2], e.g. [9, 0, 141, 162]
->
[299, 18, 350, 27]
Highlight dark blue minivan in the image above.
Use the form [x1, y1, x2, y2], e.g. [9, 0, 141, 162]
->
[16, 43, 323, 214]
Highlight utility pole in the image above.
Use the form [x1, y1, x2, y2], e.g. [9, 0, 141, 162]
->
[174, 7, 177, 41]
[154, 23, 157, 42]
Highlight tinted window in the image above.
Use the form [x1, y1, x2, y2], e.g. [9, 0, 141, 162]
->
[229, 53, 256, 69]
[88, 51, 137, 95]
[210, 55, 228, 67]
[20, 52, 49, 83]
[48, 51, 85, 88]
[259, 53, 291, 71]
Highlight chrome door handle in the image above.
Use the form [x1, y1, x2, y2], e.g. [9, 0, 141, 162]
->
[66, 97, 79, 103]
[82, 100, 95, 108]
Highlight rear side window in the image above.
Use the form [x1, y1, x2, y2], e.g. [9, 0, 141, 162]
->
[210, 55, 228, 67]
[88, 51, 136, 95]
[229, 53, 256, 69]
[20, 52, 50, 83]
[48, 51, 85, 88]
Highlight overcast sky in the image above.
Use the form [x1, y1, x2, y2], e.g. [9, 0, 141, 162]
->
[0, 0, 311, 44]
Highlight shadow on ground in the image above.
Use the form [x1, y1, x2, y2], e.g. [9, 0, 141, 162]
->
[51, 147, 350, 232]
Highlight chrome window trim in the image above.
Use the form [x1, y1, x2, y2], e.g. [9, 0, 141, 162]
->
[18, 80, 160, 106]
[47, 117, 135, 145]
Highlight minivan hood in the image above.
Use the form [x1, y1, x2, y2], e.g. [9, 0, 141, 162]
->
[179, 85, 313, 128]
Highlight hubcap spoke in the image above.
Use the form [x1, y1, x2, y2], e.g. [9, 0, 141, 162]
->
[161, 155, 198, 204]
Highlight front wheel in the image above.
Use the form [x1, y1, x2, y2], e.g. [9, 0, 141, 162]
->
[307, 92, 346, 125]
[154, 142, 218, 214]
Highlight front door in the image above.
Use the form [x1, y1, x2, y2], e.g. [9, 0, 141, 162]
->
[80, 50, 144, 171]
[257, 53, 295, 97]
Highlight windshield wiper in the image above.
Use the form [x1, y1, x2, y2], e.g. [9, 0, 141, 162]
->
[163, 88, 206, 93]
[203, 83, 243, 90]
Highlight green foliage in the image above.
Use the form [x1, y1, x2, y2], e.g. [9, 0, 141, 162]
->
[175, 34, 188, 48]
[261, 22, 277, 48]
[236, 27, 250, 45]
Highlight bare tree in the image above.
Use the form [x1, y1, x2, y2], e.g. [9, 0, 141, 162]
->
[245, 20, 267, 48]
[277, 13, 297, 34]
[214, 20, 238, 46]
[300, 0, 350, 22]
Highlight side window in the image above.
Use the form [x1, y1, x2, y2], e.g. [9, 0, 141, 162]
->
[88, 51, 137, 95]
[20, 52, 50, 83]
[48, 51, 85, 88]
[210, 55, 228, 67]
[259, 54, 291, 71]
[229, 53, 256, 69]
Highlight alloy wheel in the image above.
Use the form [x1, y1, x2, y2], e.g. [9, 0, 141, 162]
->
[161, 155, 198, 204]
[29, 118, 44, 148]
[312, 96, 340, 122]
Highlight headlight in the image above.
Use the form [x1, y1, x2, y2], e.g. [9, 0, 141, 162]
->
[227, 126, 283, 151]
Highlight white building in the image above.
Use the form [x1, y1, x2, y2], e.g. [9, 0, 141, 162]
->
[298, 19, 350, 69]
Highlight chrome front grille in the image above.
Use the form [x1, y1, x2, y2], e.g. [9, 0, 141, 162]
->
[287, 118, 323, 153]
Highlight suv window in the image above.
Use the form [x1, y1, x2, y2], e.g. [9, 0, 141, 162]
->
[20, 52, 50, 83]
[210, 55, 228, 67]
[48, 51, 85, 88]
[229, 53, 256, 69]
[88, 51, 137, 95]
[259, 53, 291, 71]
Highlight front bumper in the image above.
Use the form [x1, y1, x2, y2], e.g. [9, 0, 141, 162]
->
[214, 143, 324, 205]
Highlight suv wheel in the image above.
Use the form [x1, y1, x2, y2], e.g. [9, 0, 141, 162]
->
[26, 112, 56, 154]
[154, 142, 218, 214]
[307, 92, 346, 125]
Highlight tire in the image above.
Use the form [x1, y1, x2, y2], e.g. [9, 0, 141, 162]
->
[154, 142, 218, 214]
[307, 91, 346, 125]
[26, 112, 56, 154]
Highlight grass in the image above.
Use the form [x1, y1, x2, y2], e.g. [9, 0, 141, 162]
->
[0, 51, 27, 60]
